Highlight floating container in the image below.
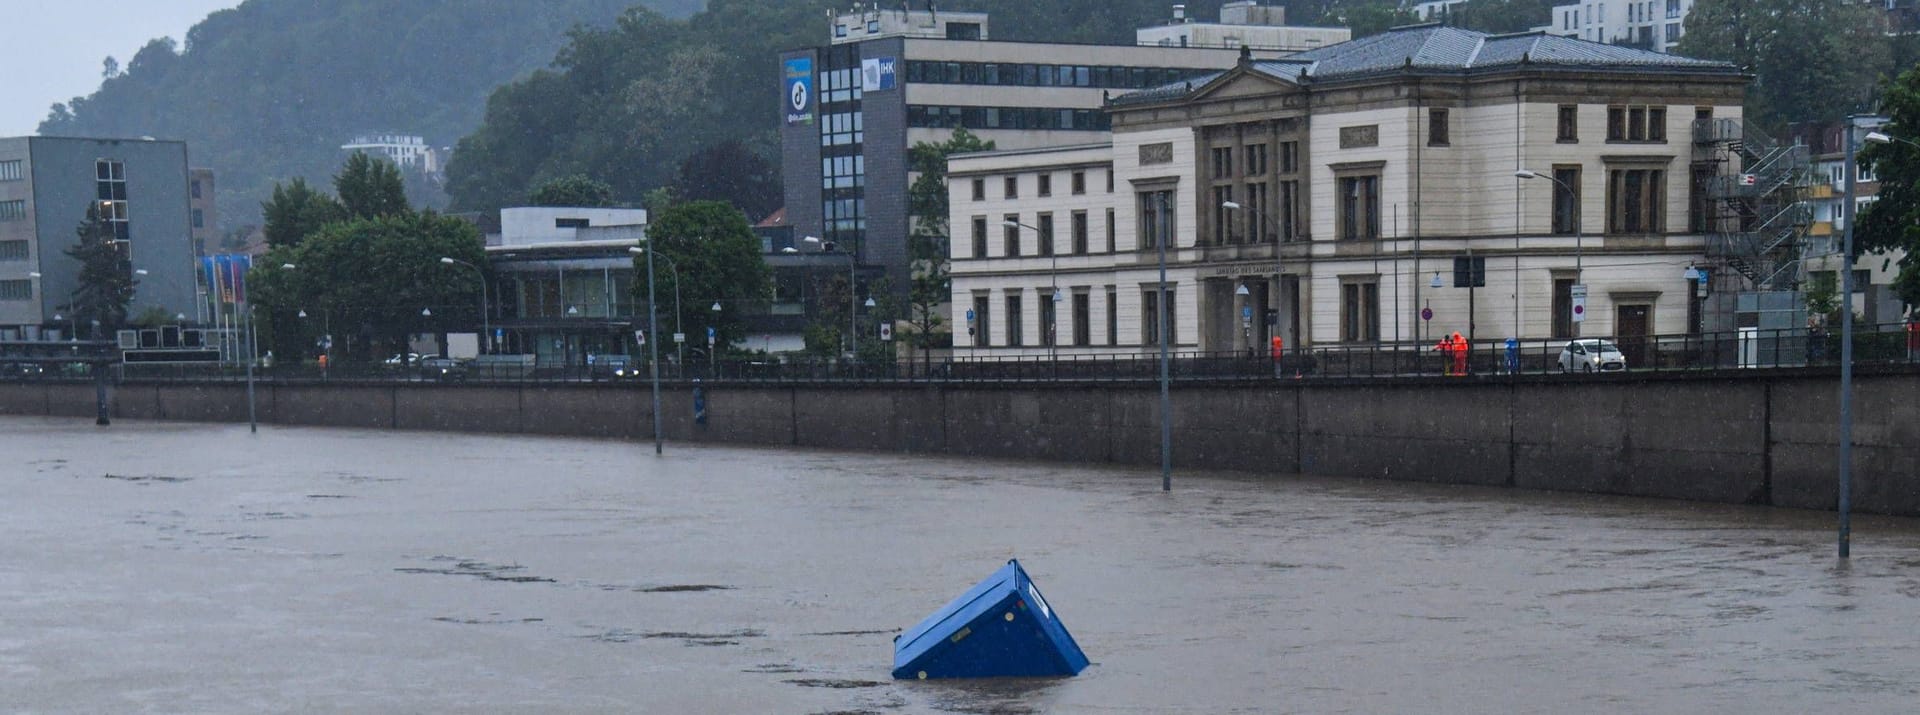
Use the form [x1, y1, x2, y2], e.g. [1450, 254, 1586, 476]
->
[892, 559, 1088, 679]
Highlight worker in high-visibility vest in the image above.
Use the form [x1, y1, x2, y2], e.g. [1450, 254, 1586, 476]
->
[1451, 332, 1469, 376]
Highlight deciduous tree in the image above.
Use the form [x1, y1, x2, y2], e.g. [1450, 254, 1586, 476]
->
[632, 201, 771, 352]
[529, 174, 615, 207]
[335, 152, 411, 220]
[1678, 0, 1892, 130]
[261, 177, 345, 248]
[1854, 65, 1920, 310]
[905, 129, 994, 368]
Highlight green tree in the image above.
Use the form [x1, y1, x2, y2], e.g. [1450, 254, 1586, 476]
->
[62, 204, 137, 336]
[1677, 0, 1892, 130]
[261, 177, 345, 248]
[673, 140, 780, 222]
[1309, 1, 1419, 37]
[1855, 65, 1920, 310]
[41, 0, 691, 230]
[632, 201, 770, 354]
[251, 212, 485, 362]
[905, 129, 994, 368]
[529, 174, 615, 207]
[335, 152, 411, 220]
[1446, 0, 1556, 34]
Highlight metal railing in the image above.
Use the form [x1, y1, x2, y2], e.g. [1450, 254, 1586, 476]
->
[11, 324, 1917, 386]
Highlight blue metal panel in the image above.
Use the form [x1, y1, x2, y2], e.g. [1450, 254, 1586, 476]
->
[892, 559, 1088, 679]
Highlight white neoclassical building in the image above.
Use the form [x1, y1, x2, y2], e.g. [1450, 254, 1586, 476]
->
[948, 24, 1748, 365]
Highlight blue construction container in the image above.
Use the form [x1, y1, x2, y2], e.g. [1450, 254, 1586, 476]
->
[892, 559, 1089, 679]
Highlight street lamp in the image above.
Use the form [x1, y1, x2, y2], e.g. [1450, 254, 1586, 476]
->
[630, 241, 664, 455]
[1834, 119, 1899, 558]
[1154, 192, 1173, 492]
[1516, 169, 1581, 336]
[438, 256, 490, 354]
[1004, 219, 1065, 360]
[629, 246, 685, 366]
[1224, 200, 1285, 353]
[801, 235, 859, 359]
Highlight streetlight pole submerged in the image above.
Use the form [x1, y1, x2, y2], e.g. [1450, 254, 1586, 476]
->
[1156, 191, 1172, 492]
[1838, 117, 1864, 559]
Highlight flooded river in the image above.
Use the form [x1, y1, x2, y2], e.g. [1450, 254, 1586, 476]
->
[2, 416, 1916, 713]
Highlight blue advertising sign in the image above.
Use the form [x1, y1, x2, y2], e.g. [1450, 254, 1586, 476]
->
[784, 57, 814, 126]
[862, 56, 897, 92]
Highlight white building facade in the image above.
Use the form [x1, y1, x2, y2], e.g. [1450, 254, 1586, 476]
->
[1548, 0, 1693, 53]
[341, 133, 442, 173]
[950, 26, 1748, 364]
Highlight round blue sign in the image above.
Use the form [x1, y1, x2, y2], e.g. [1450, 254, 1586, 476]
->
[1421, 307, 1433, 321]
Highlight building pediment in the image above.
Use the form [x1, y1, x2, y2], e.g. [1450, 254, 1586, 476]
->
[1187, 67, 1301, 103]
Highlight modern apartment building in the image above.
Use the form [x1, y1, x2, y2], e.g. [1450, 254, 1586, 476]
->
[341, 133, 441, 173]
[949, 25, 1748, 364]
[777, 5, 1320, 305]
[0, 136, 199, 340]
[1136, 1, 1350, 51]
[1547, 0, 1694, 53]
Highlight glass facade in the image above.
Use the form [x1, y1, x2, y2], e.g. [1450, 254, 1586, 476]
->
[905, 60, 1209, 89]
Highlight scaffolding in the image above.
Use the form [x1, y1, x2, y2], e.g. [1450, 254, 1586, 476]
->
[1692, 117, 1815, 333]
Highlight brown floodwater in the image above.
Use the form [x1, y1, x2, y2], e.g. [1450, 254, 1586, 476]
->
[2, 416, 1916, 713]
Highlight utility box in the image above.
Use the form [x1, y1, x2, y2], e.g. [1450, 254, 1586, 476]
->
[892, 559, 1088, 679]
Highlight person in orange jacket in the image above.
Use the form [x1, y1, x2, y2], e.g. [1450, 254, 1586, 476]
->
[1450, 332, 1468, 376]
[1435, 333, 1456, 376]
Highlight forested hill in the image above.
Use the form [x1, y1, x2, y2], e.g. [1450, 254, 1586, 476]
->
[36, 0, 702, 231]
[444, 0, 1282, 214]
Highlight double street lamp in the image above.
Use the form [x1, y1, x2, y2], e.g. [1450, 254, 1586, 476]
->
[628, 246, 686, 366]
[437, 257, 489, 354]
[788, 236, 860, 358]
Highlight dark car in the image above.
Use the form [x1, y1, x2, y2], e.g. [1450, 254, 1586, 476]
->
[419, 356, 468, 381]
[2, 362, 45, 381]
[587, 354, 636, 380]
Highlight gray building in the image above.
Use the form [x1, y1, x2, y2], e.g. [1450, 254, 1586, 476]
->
[777, 7, 1305, 305]
[0, 136, 199, 340]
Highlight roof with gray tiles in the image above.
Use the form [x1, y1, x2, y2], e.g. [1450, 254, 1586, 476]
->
[1111, 24, 1739, 106]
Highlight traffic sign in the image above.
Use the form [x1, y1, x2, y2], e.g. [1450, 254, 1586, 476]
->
[634, 330, 646, 346]
[673, 332, 686, 344]
[706, 326, 716, 344]
[1420, 307, 1433, 322]
[1571, 283, 1587, 323]
[879, 323, 894, 341]
[965, 309, 976, 321]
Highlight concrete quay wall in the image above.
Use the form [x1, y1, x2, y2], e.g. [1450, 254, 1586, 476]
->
[1, 372, 1913, 515]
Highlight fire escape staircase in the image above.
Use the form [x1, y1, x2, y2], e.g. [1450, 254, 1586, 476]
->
[1695, 118, 1813, 289]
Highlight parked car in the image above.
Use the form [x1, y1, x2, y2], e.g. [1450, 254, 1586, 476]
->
[1558, 339, 1627, 373]
[587, 354, 636, 379]
[2, 362, 44, 381]
[384, 352, 422, 367]
[419, 356, 467, 381]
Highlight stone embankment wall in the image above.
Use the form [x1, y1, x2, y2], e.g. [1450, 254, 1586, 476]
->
[1, 372, 1913, 515]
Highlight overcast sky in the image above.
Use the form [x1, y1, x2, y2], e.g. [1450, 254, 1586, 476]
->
[0, 0, 242, 137]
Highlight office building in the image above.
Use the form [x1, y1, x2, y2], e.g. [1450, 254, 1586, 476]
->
[0, 136, 199, 340]
[777, 5, 1319, 309]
